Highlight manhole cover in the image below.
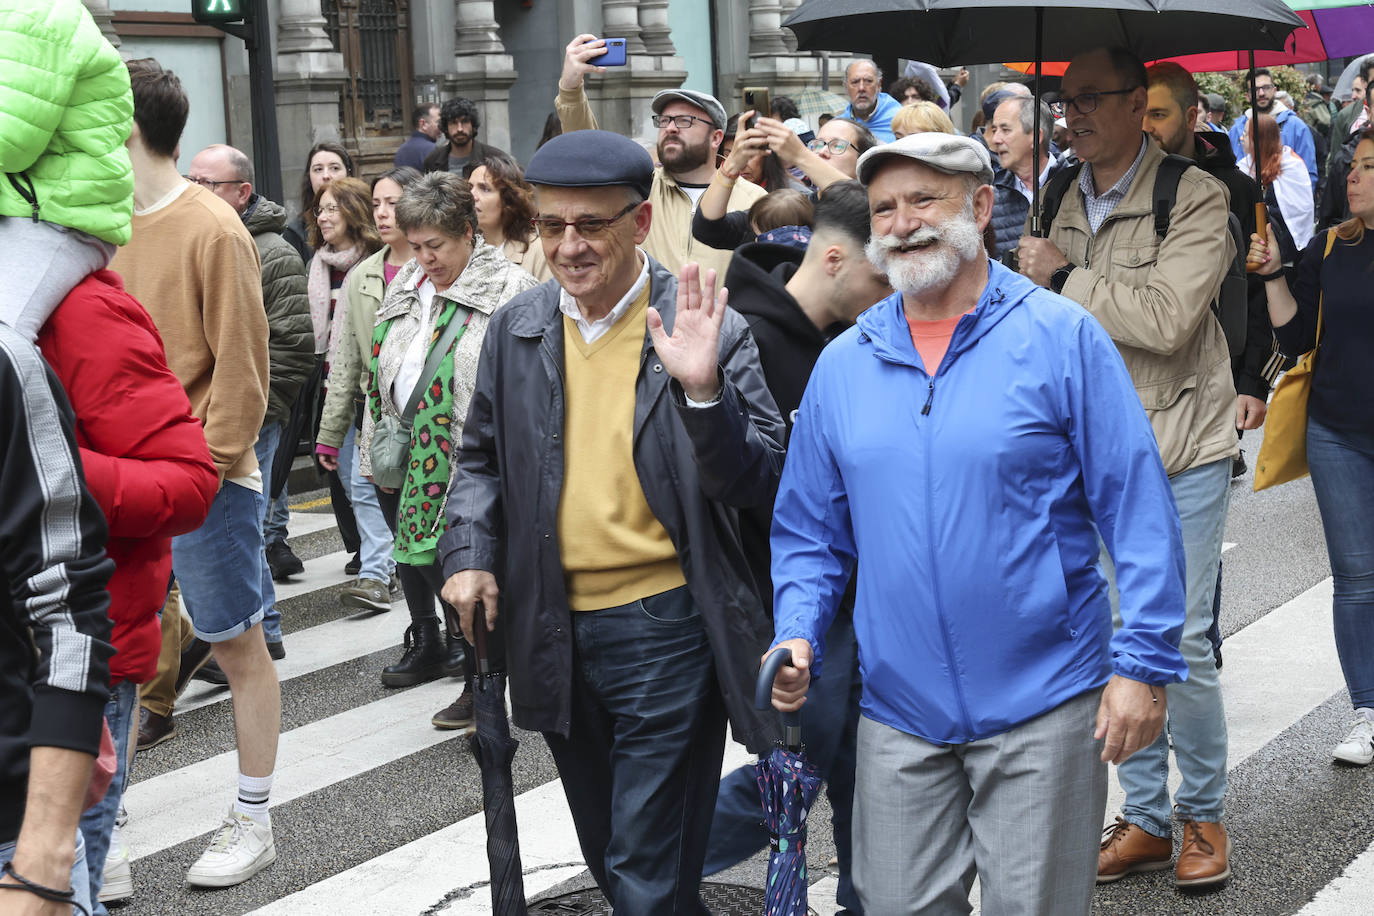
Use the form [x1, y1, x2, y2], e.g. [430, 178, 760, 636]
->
[530, 881, 816, 915]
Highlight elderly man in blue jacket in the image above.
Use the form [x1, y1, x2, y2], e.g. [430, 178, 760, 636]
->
[765, 133, 1189, 916]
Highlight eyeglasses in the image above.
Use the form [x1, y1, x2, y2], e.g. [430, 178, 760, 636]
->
[318, 204, 341, 216]
[530, 201, 639, 239]
[185, 176, 245, 189]
[808, 138, 853, 155]
[1055, 86, 1141, 115]
[1254, 83, 1276, 93]
[652, 114, 713, 130]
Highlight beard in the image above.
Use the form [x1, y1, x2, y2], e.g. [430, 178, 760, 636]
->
[865, 198, 985, 297]
[658, 134, 712, 174]
[850, 96, 876, 120]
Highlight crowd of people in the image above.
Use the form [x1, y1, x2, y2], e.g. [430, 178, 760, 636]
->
[2, 2, 1373, 914]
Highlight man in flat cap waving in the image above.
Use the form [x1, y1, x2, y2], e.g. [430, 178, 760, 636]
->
[439, 129, 785, 914]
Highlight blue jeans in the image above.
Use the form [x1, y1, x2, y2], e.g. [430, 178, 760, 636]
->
[0, 831, 90, 915]
[172, 482, 266, 642]
[255, 423, 283, 643]
[704, 613, 862, 913]
[336, 425, 394, 582]
[1113, 458, 1231, 834]
[1307, 417, 1374, 709]
[264, 482, 289, 545]
[543, 587, 727, 916]
[77, 680, 137, 915]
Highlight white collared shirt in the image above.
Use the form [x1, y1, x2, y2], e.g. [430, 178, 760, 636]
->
[557, 250, 650, 343]
[1013, 155, 1057, 204]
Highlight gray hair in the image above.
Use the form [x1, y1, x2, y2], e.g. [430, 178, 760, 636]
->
[205, 143, 254, 185]
[395, 171, 477, 238]
[846, 59, 882, 82]
[1003, 97, 1054, 152]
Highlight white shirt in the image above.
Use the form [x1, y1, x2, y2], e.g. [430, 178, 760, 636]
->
[392, 273, 438, 410]
[556, 252, 718, 406]
[557, 251, 650, 343]
[1013, 155, 1057, 204]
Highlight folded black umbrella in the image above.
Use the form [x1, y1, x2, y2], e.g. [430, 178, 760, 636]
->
[467, 611, 527, 916]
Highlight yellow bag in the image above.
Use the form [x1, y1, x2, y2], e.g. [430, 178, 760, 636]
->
[1254, 229, 1337, 492]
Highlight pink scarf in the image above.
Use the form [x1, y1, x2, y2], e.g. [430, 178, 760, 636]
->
[307, 243, 364, 356]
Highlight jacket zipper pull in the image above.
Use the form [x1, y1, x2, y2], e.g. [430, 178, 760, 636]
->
[921, 380, 935, 415]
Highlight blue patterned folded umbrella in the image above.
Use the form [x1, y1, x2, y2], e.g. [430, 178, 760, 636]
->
[755, 648, 822, 916]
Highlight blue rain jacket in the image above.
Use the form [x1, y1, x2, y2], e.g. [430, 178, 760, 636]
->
[771, 259, 1188, 745]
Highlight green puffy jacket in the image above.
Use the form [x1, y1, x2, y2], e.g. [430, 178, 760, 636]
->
[0, 0, 133, 245]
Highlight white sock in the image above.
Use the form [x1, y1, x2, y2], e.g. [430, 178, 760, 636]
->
[233, 772, 274, 825]
[1357, 707, 1374, 725]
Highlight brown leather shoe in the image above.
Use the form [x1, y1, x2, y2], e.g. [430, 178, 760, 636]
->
[136, 706, 175, 751]
[1098, 816, 1172, 883]
[1176, 819, 1231, 887]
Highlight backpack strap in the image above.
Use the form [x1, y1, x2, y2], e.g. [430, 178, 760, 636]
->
[1036, 161, 1083, 237]
[1151, 154, 1192, 239]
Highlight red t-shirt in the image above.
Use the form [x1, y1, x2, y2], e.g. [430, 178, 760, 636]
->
[906, 309, 974, 374]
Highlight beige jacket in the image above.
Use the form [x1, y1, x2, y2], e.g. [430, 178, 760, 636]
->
[554, 86, 767, 280]
[1046, 139, 1239, 477]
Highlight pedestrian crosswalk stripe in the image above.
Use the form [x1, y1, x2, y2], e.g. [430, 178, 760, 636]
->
[176, 604, 405, 714]
[245, 742, 756, 915]
[124, 679, 461, 864]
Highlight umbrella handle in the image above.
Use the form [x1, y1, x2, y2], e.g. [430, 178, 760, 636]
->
[755, 647, 802, 750]
[473, 600, 490, 677]
[1247, 202, 1269, 274]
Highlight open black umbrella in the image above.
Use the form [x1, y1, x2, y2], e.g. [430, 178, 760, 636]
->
[754, 648, 822, 916]
[783, 0, 1305, 232]
[466, 608, 527, 916]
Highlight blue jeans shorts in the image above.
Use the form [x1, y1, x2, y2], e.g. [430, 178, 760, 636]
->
[172, 481, 266, 642]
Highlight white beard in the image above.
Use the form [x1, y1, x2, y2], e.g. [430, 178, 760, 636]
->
[865, 199, 983, 297]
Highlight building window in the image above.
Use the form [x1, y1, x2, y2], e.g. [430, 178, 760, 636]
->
[320, 0, 413, 140]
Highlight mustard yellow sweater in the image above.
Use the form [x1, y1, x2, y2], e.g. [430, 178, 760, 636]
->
[557, 287, 686, 610]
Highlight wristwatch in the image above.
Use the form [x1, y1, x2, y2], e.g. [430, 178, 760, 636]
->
[1050, 264, 1075, 294]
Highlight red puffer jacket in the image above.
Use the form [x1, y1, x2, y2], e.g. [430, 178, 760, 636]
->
[37, 270, 218, 685]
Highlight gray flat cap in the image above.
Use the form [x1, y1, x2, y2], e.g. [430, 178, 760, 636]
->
[651, 89, 727, 130]
[856, 132, 994, 186]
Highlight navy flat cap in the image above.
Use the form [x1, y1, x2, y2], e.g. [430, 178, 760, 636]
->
[525, 130, 655, 200]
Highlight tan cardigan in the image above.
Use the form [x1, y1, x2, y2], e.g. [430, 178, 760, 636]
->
[110, 184, 269, 482]
[554, 86, 767, 281]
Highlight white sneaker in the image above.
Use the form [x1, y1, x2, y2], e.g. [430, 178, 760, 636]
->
[99, 824, 134, 903]
[1333, 718, 1374, 765]
[185, 809, 276, 888]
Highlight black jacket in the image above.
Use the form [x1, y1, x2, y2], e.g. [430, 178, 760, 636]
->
[991, 158, 1065, 258]
[438, 257, 787, 753]
[1190, 131, 1274, 400]
[0, 326, 114, 843]
[421, 136, 507, 174]
[724, 242, 847, 609]
[242, 195, 316, 426]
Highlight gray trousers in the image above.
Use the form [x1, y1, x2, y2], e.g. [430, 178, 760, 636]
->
[852, 689, 1106, 916]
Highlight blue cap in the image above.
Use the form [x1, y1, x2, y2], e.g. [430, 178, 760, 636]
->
[525, 130, 655, 200]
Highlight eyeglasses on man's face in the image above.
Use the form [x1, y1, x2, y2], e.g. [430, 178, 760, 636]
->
[530, 201, 639, 240]
[1054, 86, 1140, 116]
[186, 176, 245, 189]
[652, 114, 712, 131]
[809, 137, 853, 155]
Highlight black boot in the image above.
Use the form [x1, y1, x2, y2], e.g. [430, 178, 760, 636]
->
[441, 631, 466, 679]
[380, 619, 445, 687]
